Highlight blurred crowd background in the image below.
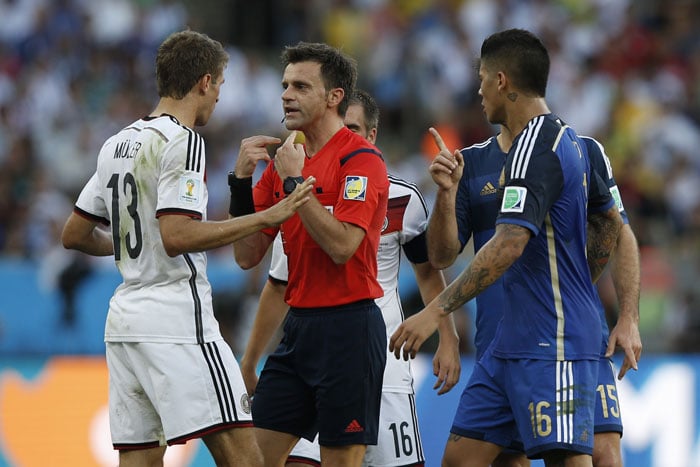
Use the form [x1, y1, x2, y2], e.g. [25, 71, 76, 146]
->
[1, 0, 699, 354]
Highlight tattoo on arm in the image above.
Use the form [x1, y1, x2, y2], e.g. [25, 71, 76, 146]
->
[587, 207, 622, 282]
[448, 433, 462, 443]
[440, 266, 490, 313]
[437, 224, 529, 314]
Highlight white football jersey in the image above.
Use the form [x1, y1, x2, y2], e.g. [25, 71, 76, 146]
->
[75, 115, 220, 344]
[268, 174, 429, 393]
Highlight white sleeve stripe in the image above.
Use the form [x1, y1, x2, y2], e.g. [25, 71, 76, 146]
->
[520, 117, 544, 178]
[458, 136, 493, 152]
[511, 124, 529, 179]
[511, 116, 544, 179]
[511, 118, 537, 178]
[594, 137, 614, 178]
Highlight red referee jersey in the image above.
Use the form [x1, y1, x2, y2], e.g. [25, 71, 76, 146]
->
[254, 127, 389, 308]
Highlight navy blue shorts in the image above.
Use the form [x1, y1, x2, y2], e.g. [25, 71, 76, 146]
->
[252, 299, 386, 447]
[594, 357, 623, 435]
[451, 348, 597, 459]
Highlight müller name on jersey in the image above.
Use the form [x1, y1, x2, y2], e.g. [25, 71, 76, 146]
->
[113, 139, 141, 159]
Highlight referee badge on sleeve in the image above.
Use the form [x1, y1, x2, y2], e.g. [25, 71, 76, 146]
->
[344, 175, 367, 201]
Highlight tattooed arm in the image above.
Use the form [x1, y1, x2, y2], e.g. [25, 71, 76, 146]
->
[389, 223, 530, 360]
[605, 223, 642, 379]
[587, 205, 623, 283]
[437, 223, 529, 313]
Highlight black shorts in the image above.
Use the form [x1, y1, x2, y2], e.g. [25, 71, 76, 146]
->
[252, 299, 386, 447]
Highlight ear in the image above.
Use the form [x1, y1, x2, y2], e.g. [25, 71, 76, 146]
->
[367, 128, 377, 145]
[197, 74, 212, 95]
[327, 87, 345, 109]
[496, 71, 507, 93]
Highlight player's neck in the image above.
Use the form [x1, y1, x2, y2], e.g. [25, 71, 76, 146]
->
[299, 115, 345, 158]
[496, 130, 513, 153]
[150, 97, 196, 128]
[503, 97, 550, 140]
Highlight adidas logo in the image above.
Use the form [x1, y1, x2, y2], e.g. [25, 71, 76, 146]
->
[344, 419, 364, 433]
[480, 182, 497, 196]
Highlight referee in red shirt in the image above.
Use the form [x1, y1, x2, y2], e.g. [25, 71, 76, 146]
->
[229, 42, 389, 467]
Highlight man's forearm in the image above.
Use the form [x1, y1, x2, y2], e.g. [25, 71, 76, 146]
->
[413, 262, 458, 336]
[241, 280, 289, 368]
[427, 188, 462, 269]
[62, 213, 114, 256]
[437, 223, 528, 315]
[610, 224, 640, 321]
[296, 196, 365, 264]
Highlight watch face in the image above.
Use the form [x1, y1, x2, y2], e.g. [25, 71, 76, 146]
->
[283, 178, 296, 194]
[283, 176, 304, 194]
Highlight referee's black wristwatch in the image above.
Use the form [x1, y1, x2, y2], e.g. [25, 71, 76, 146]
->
[283, 176, 304, 195]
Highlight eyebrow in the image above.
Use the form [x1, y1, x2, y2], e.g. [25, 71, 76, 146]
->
[282, 77, 313, 87]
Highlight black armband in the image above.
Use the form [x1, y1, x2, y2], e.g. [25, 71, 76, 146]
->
[228, 171, 255, 217]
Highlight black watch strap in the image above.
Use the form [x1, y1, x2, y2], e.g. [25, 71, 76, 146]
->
[283, 176, 304, 195]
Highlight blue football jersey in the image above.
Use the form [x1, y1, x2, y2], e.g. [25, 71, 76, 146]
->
[583, 136, 628, 227]
[455, 136, 507, 359]
[456, 132, 628, 360]
[581, 135, 630, 355]
[492, 114, 614, 361]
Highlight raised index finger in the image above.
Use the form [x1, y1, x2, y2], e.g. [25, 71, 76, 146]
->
[244, 135, 282, 147]
[282, 131, 298, 146]
[429, 127, 450, 153]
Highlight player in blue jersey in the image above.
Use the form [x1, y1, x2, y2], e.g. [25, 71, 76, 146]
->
[389, 28, 624, 466]
[426, 125, 641, 467]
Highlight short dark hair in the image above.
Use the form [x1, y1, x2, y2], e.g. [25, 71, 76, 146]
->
[281, 42, 357, 116]
[348, 89, 380, 131]
[156, 30, 228, 99]
[480, 28, 549, 97]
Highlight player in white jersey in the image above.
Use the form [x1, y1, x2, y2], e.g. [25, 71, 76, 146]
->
[60, 30, 314, 467]
[239, 90, 461, 467]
